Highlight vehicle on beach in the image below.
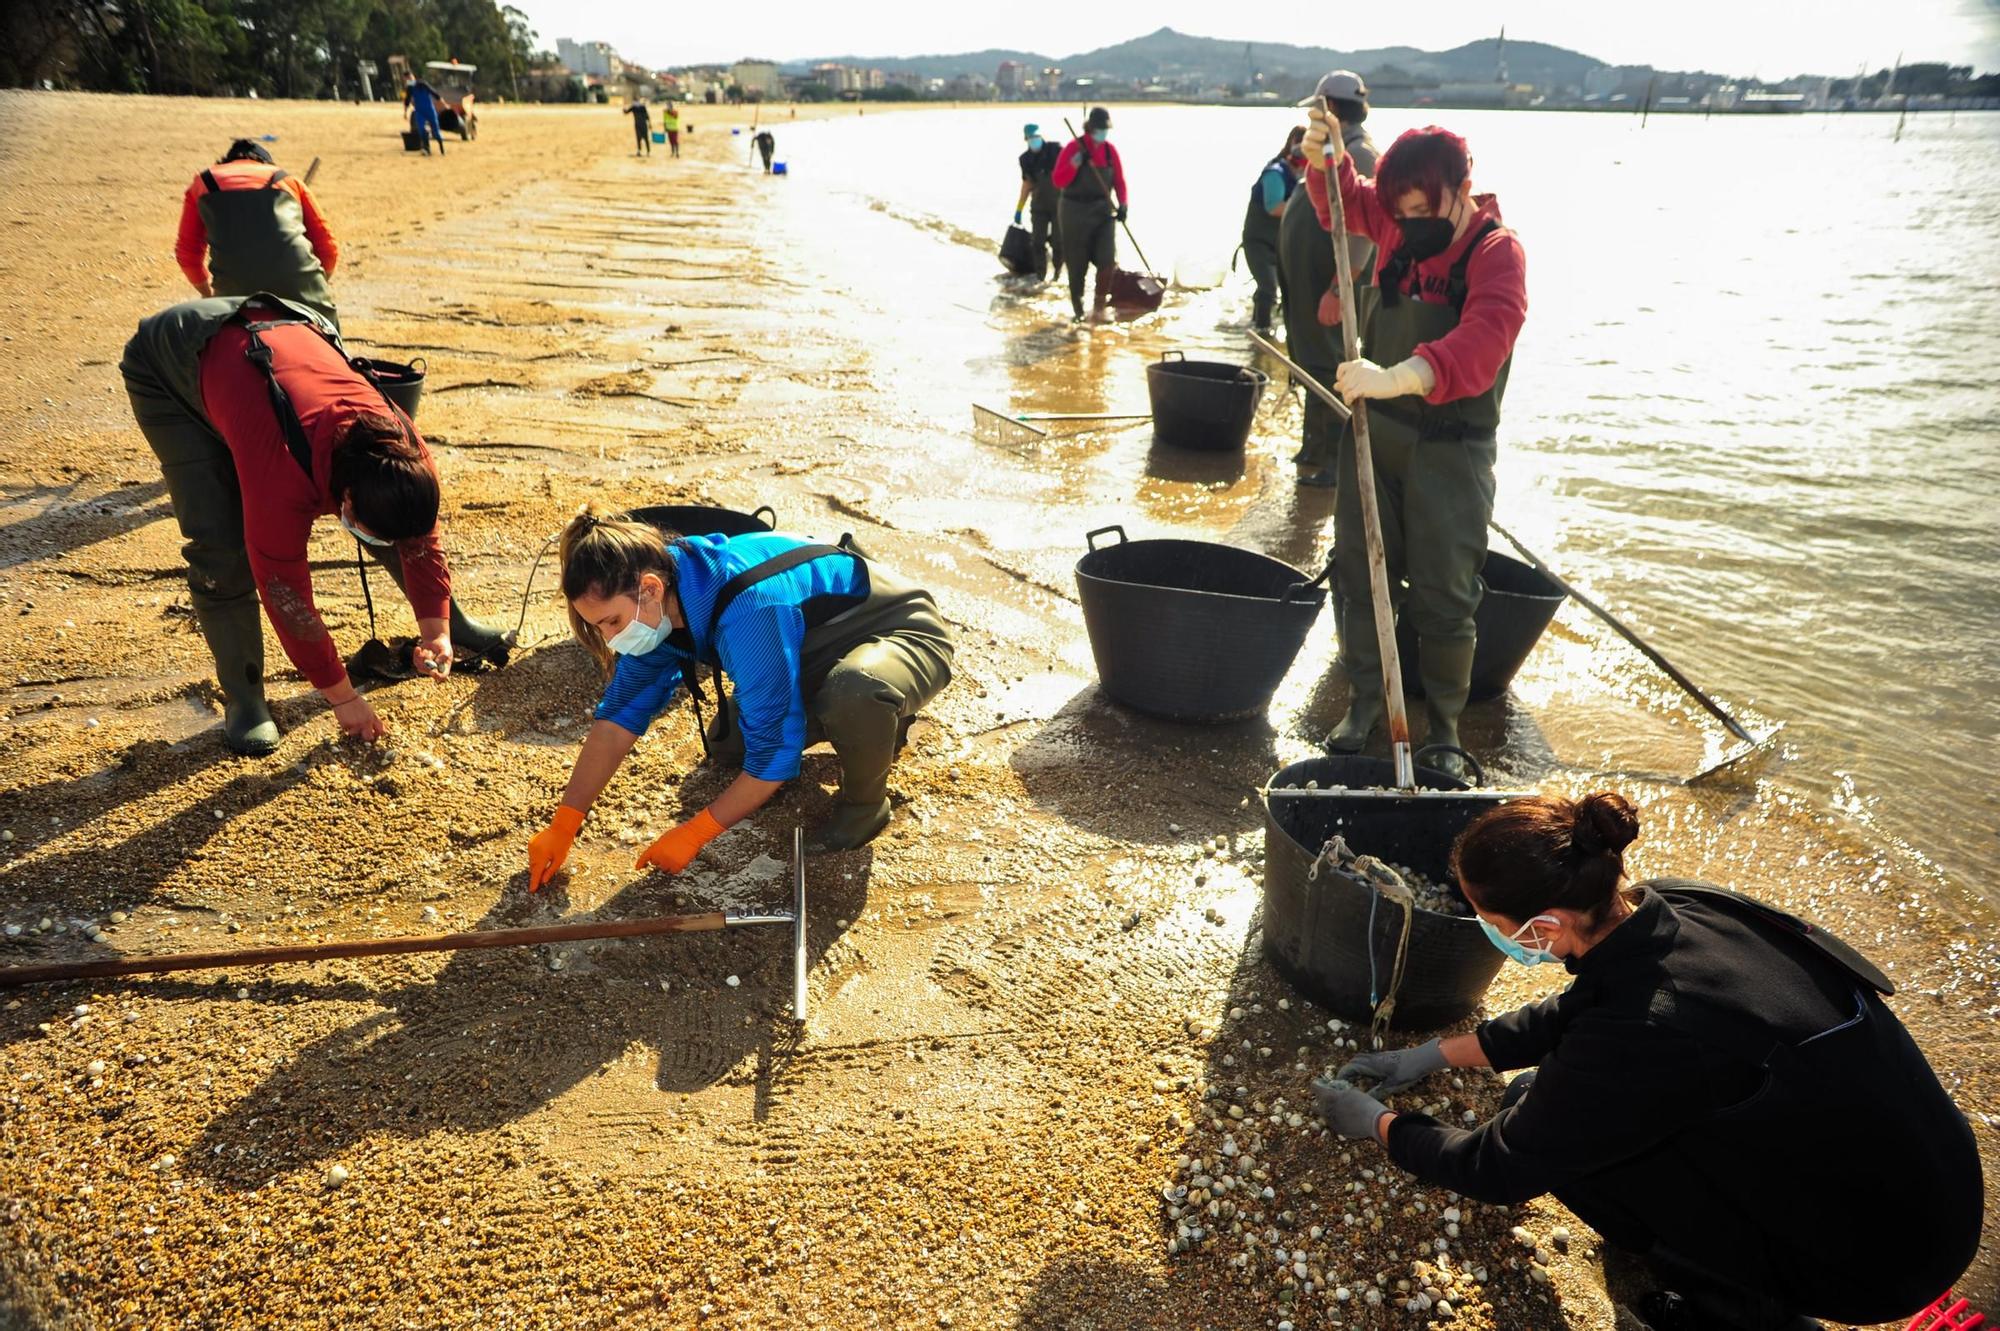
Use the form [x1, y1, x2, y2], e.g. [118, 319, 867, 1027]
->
[424, 61, 479, 139]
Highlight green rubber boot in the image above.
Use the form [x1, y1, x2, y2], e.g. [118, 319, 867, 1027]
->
[1327, 601, 1386, 754]
[194, 598, 279, 756]
[1417, 635, 1478, 783]
[805, 670, 901, 854]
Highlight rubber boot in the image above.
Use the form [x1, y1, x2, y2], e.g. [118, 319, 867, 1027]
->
[1417, 636, 1478, 782]
[194, 598, 279, 756]
[1327, 601, 1385, 753]
[361, 543, 514, 670]
[806, 671, 900, 854]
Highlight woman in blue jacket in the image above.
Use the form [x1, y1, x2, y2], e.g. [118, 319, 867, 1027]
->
[526, 510, 953, 887]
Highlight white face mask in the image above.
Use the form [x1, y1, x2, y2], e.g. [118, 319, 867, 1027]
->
[339, 504, 393, 547]
[605, 585, 667, 656]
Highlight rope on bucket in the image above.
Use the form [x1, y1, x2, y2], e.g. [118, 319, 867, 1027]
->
[1309, 835, 1417, 1047]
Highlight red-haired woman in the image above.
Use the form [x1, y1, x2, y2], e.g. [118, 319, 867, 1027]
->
[121, 296, 510, 754]
[1300, 110, 1528, 780]
[1314, 793, 1983, 1331]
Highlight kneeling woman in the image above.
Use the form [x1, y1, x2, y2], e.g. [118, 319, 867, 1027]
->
[1315, 794, 1982, 1331]
[527, 512, 954, 888]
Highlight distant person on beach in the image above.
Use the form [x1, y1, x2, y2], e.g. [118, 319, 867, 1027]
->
[1013, 122, 1064, 283]
[1052, 106, 1129, 323]
[662, 102, 681, 157]
[753, 129, 776, 172]
[1302, 112, 1525, 779]
[525, 511, 955, 887]
[1314, 793, 1985, 1331]
[119, 297, 512, 753]
[176, 139, 340, 328]
[1284, 70, 1377, 486]
[1240, 124, 1306, 334]
[624, 99, 652, 156]
[403, 73, 445, 156]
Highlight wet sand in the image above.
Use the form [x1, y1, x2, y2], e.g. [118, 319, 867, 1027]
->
[0, 93, 1993, 1329]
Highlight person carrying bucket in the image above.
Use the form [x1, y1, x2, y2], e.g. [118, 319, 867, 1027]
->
[1013, 122, 1064, 283]
[1301, 112, 1526, 779]
[1052, 106, 1129, 324]
[404, 74, 445, 156]
[753, 129, 776, 173]
[119, 296, 512, 754]
[624, 99, 652, 156]
[1240, 125, 1305, 334]
[1281, 72, 1376, 486]
[176, 139, 340, 329]
[1313, 793, 1985, 1331]
[525, 511, 954, 889]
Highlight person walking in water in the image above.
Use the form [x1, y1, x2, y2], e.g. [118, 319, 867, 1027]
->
[1315, 793, 1985, 1331]
[624, 99, 652, 156]
[1013, 122, 1064, 283]
[1301, 111, 1526, 780]
[1283, 70, 1378, 486]
[176, 139, 340, 328]
[662, 102, 682, 157]
[1241, 125, 1305, 333]
[404, 73, 445, 156]
[753, 129, 776, 172]
[1052, 106, 1129, 324]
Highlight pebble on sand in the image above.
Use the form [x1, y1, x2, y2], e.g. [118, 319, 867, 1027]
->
[725, 975, 741, 987]
[325, 1164, 350, 1188]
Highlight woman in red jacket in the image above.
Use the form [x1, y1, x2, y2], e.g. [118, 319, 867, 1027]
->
[120, 296, 509, 754]
[1301, 109, 1528, 780]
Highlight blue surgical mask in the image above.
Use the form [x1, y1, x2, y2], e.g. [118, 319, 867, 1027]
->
[606, 591, 667, 657]
[1089, 129, 1108, 143]
[1478, 914, 1561, 967]
[1028, 136, 1044, 151]
[339, 506, 393, 547]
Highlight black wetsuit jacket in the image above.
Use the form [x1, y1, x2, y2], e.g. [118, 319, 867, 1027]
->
[1387, 883, 1982, 1322]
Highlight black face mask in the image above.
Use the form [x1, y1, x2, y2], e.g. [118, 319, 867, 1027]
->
[1394, 215, 1456, 263]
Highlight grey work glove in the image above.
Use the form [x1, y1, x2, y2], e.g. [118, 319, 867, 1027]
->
[1313, 1076, 1391, 1141]
[1336, 1038, 1449, 1096]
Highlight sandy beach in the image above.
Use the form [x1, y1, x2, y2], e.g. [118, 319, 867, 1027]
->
[0, 92, 1992, 1330]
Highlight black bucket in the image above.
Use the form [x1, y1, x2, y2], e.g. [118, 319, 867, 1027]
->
[998, 224, 1035, 275]
[401, 129, 424, 152]
[1394, 550, 1567, 701]
[357, 356, 426, 419]
[1146, 351, 1268, 452]
[630, 504, 777, 538]
[1260, 755, 1516, 1028]
[1075, 525, 1324, 722]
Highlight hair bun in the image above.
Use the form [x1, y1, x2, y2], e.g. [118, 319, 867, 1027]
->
[1573, 792, 1639, 857]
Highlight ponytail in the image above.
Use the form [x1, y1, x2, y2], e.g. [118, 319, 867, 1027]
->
[331, 413, 438, 541]
[1450, 792, 1641, 924]
[559, 507, 676, 678]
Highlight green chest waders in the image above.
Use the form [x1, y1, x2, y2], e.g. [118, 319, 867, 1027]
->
[1329, 221, 1506, 766]
[197, 171, 336, 328]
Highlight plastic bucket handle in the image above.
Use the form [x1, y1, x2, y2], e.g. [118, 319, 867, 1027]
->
[1413, 743, 1485, 787]
[752, 505, 778, 528]
[1085, 524, 1128, 551]
[1158, 350, 1185, 363]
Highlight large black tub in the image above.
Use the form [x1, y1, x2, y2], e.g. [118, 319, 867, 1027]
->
[1146, 351, 1268, 452]
[1076, 525, 1323, 722]
[631, 504, 777, 538]
[1394, 550, 1567, 701]
[1261, 755, 1515, 1028]
[357, 356, 426, 419]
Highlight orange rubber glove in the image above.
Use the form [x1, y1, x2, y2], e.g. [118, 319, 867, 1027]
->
[635, 810, 725, 875]
[528, 805, 585, 892]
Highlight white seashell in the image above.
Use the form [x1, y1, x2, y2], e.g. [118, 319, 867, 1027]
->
[725, 975, 741, 987]
[325, 1164, 350, 1188]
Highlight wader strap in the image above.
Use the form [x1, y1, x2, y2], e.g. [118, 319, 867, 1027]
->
[1653, 879, 1894, 996]
[240, 319, 316, 478]
[200, 169, 220, 194]
[267, 169, 287, 187]
[678, 543, 863, 757]
[1370, 396, 1472, 444]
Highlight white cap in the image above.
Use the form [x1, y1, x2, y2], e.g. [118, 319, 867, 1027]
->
[1299, 70, 1368, 106]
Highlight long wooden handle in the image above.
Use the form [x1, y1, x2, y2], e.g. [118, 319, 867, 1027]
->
[0, 910, 732, 988]
[1247, 331, 1352, 422]
[1320, 100, 1414, 789]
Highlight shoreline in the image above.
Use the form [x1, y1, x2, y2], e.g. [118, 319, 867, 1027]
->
[0, 91, 1993, 1327]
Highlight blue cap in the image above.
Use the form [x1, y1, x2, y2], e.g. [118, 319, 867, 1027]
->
[1023, 123, 1039, 137]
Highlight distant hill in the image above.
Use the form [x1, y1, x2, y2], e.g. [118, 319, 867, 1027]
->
[787, 26, 1616, 89]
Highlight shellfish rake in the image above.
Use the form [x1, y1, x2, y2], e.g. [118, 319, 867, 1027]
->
[0, 829, 813, 1025]
[971, 403, 1150, 447]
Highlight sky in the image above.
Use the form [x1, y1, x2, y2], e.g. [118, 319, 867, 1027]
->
[507, 0, 2000, 77]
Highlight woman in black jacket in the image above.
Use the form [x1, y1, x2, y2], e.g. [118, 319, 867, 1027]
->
[1314, 792, 1983, 1331]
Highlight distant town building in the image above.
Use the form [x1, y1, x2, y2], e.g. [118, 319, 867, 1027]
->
[996, 60, 1024, 97]
[731, 59, 783, 99]
[557, 38, 619, 80]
